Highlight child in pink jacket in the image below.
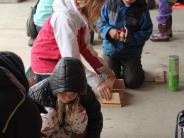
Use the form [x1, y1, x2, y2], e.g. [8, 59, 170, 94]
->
[31, 0, 116, 100]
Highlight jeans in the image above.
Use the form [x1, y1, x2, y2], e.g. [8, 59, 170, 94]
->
[103, 55, 145, 89]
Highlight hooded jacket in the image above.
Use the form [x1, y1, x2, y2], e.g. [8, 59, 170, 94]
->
[99, 0, 153, 58]
[0, 52, 42, 138]
[29, 57, 103, 138]
[31, 0, 109, 89]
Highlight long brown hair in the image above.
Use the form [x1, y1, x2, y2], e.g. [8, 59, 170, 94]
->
[77, 0, 105, 24]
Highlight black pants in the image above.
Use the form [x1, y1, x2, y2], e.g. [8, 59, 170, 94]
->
[104, 55, 145, 89]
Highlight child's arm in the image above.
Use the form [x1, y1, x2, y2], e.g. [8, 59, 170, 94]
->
[98, 4, 114, 40]
[28, 78, 49, 105]
[51, 12, 116, 100]
[51, 12, 113, 77]
[80, 86, 103, 138]
[125, 10, 153, 46]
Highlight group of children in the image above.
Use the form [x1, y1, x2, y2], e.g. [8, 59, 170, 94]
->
[1, 0, 154, 138]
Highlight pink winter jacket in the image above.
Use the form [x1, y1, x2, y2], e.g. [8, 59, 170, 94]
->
[31, 0, 106, 88]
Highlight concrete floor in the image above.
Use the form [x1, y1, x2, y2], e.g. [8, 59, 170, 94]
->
[0, 1, 184, 138]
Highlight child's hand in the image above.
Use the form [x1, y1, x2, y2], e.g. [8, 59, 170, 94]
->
[119, 28, 127, 42]
[109, 28, 120, 40]
[119, 31, 125, 41]
[97, 82, 112, 100]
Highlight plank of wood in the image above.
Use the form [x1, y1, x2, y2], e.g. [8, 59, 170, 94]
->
[101, 79, 125, 107]
[154, 68, 166, 83]
[101, 93, 121, 104]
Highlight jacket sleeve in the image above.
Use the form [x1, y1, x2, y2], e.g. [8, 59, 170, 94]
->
[51, 12, 112, 88]
[85, 67, 103, 90]
[28, 78, 56, 109]
[51, 13, 81, 59]
[125, 10, 153, 46]
[28, 79, 48, 105]
[80, 86, 103, 138]
[98, 4, 112, 40]
[51, 12, 105, 72]
[12, 96, 42, 138]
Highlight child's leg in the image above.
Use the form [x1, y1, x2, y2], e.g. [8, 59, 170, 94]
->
[121, 57, 145, 89]
[156, 0, 173, 24]
[103, 55, 122, 78]
[150, 0, 174, 42]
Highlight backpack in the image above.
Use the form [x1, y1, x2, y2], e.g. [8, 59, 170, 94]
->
[175, 110, 184, 138]
[26, 0, 40, 39]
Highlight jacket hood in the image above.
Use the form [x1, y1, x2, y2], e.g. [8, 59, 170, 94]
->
[52, 0, 73, 12]
[0, 52, 29, 91]
[0, 52, 28, 134]
[49, 57, 87, 95]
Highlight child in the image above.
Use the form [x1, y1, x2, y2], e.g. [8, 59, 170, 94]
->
[0, 52, 42, 138]
[28, 0, 95, 46]
[29, 57, 103, 138]
[31, 0, 116, 100]
[33, 0, 53, 33]
[28, 0, 54, 46]
[98, 0, 153, 88]
[150, 0, 177, 42]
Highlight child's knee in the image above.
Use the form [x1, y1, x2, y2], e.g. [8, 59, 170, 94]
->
[124, 71, 145, 89]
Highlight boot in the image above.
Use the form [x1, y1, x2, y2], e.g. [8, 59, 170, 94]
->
[150, 17, 172, 42]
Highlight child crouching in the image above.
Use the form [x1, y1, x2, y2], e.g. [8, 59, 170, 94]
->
[29, 57, 103, 138]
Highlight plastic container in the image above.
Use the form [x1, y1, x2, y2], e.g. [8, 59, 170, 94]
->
[168, 55, 179, 91]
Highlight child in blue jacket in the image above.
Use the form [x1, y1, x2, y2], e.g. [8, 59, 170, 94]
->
[98, 0, 153, 88]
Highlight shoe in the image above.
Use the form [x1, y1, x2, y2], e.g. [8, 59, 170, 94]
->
[150, 17, 172, 42]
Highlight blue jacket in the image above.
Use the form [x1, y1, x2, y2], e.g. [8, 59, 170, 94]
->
[98, 1, 153, 58]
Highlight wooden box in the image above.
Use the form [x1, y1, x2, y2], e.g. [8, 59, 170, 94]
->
[101, 79, 125, 107]
[154, 68, 166, 83]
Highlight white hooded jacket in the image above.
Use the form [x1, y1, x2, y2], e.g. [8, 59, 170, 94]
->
[31, 0, 109, 89]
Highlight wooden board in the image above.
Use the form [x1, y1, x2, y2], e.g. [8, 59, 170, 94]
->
[101, 79, 125, 107]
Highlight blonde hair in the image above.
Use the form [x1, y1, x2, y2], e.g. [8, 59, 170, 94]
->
[77, 0, 105, 24]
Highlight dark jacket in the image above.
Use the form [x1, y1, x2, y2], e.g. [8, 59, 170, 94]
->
[99, 0, 153, 58]
[0, 52, 42, 138]
[29, 57, 103, 138]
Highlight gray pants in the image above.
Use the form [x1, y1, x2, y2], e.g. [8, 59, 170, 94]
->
[104, 55, 145, 89]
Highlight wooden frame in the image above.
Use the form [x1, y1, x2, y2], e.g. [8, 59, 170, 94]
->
[101, 79, 125, 107]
